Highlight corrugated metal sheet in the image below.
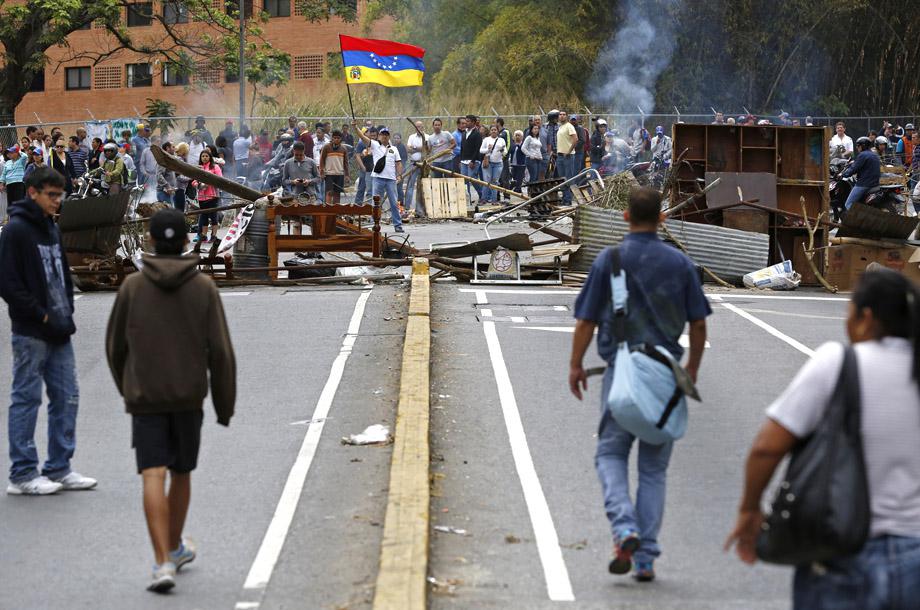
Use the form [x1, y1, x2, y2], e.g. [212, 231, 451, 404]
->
[59, 193, 131, 255]
[571, 205, 770, 282]
[837, 202, 919, 240]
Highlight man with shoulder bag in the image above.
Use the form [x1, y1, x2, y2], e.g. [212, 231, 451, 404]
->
[569, 187, 711, 582]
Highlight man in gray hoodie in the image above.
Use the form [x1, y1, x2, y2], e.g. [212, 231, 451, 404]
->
[105, 208, 236, 593]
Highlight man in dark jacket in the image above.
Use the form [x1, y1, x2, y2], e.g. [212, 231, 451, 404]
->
[106, 208, 236, 593]
[460, 114, 483, 204]
[842, 136, 881, 212]
[0, 167, 96, 496]
[590, 119, 609, 170]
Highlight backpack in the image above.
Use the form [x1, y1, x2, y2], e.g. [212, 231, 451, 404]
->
[605, 248, 699, 444]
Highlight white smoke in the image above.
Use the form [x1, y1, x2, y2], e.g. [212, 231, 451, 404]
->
[588, 1, 677, 114]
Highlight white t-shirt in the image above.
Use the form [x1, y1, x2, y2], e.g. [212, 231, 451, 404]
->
[370, 140, 402, 180]
[428, 131, 453, 157]
[766, 339, 920, 538]
[829, 133, 854, 155]
[407, 132, 426, 162]
[313, 135, 330, 166]
[479, 136, 506, 164]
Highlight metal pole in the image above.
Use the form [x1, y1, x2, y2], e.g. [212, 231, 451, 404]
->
[238, 1, 246, 131]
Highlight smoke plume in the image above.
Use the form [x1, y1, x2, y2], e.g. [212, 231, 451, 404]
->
[588, 1, 677, 114]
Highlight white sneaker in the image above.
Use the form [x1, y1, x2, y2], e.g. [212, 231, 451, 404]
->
[6, 476, 63, 495]
[53, 471, 97, 491]
[147, 562, 176, 593]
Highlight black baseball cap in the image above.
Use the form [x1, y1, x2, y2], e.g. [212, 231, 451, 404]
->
[149, 208, 188, 245]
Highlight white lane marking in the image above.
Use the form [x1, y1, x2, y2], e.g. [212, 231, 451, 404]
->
[235, 604, 260, 610]
[480, 308, 493, 317]
[515, 326, 710, 348]
[720, 302, 815, 357]
[708, 293, 848, 302]
[221, 291, 252, 296]
[73, 295, 83, 300]
[461, 288, 580, 295]
[743, 308, 845, 321]
[553, 305, 567, 311]
[240, 289, 372, 595]
[475, 291, 576, 602]
[458, 287, 848, 302]
[510, 316, 526, 323]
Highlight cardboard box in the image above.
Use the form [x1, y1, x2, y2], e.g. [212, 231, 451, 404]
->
[826, 244, 920, 291]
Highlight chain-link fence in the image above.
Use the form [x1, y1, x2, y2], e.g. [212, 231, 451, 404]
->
[2, 113, 916, 150]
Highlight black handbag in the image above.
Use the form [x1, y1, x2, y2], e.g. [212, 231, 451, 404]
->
[755, 345, 870, 565]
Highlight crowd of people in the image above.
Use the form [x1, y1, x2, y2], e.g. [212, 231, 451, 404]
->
[0, 110, 681, 232]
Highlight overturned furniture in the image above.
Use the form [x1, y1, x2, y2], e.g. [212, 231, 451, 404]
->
[59, 192, 133, 291]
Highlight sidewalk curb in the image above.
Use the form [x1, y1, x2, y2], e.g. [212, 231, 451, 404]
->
[373, 258, 430, 610]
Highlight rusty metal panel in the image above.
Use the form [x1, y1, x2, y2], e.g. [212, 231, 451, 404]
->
[837, 202, 919, 240]
[572, 205, 770, 282]
[59, 192, 131, 255]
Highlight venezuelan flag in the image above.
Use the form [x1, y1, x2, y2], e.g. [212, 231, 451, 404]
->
[339, 35, 425, 88]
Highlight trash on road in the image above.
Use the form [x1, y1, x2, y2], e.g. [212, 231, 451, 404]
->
[504, 534, 521, 544]
[341, 424, 392, 446]
[427, 576, 462, 596]
[742, 260, 801, 290]
[434, 525, 469, 536]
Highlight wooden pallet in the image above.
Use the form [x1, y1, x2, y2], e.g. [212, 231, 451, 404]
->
[420, 178, 468, 219]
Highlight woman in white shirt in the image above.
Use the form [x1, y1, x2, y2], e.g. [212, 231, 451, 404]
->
[726, 269, 920, 610]
[522, 125, 544, 187]
[479, 124, 506, 203]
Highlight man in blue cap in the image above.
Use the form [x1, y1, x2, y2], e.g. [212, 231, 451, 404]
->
[651, 126, 672, 164]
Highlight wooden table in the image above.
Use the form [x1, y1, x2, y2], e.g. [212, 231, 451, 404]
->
[266, 203, 382, 279]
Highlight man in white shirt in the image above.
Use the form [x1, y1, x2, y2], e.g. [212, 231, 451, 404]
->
[312, 125, 330, 201]
[830, 122, 854, 159]
[405, 121, 427, 217]
[354, 122, 404, 232]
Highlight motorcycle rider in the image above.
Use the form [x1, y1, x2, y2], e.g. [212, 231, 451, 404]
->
[841, 136, 880, 212]
[101, 142, 126, 195]
[874, 136, 898, 165]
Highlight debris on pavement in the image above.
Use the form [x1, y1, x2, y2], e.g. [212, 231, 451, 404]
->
[504, 534, 521, 544]
[434, 525, 470, 536]
[427, 576, 462, 596]
[742, 260, 801, 290]
[341, 424, 392, 446]
[560, 539, 589, 550]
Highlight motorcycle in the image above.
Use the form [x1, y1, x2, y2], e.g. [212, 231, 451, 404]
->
[68, 167, 107, 199]
[830, 159, 905, 219]
[828, 158, 851, 222]
[626, 155, 669, 188]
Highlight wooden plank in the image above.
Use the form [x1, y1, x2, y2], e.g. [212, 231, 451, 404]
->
[373, 258, 430, 610]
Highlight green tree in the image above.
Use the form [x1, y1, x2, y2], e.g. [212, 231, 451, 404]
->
[0, 0, 360, 117]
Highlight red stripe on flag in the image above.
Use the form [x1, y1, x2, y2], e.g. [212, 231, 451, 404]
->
[339, 35, 425, 59]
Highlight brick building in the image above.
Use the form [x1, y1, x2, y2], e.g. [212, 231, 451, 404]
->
[14, 0, 394, 124]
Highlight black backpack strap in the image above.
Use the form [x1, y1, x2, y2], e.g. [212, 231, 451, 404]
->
[609, 247, 627, 343]
[656, 387, 685, 429]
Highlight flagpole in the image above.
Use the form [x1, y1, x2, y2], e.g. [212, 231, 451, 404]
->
[339, 35, 356, 122]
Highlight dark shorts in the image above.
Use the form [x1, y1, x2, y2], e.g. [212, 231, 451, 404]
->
[325, 174, 345, 195]
[132, 410, 204, 474]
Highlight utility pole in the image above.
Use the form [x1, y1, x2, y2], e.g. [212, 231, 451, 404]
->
[238, 0, 246, 130]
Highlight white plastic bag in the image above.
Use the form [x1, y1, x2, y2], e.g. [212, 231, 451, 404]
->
[743, 260, 801, 290]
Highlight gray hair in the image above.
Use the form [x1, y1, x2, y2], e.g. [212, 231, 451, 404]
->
[513, 130, 524, 138]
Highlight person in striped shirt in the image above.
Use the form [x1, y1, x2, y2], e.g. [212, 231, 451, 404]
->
[319, 131, 349, 205]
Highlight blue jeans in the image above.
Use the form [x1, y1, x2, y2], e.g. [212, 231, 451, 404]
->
[557, 154, 576, 203]
[481, 161, 502, 202]
[156, 189, 172, 204]
[432, 160, 453, 177]
[596, 379, 674, 564]
[461, 161, 481, 203]
[404, 170, 422, 215]
[526, 158, 542, 186]
[355, 171, 368, 204]
[8, 335, 79, 484]
[574, 152, 586, 184]
[845, 185, 870, 210]
[510, 165, 526, 192]
[173, 188, 186, 212]
[373, 177, 402, 229]
[793, 535, 920, 610]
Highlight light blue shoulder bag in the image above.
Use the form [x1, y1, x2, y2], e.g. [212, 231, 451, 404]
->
[606, 248, 695, 445]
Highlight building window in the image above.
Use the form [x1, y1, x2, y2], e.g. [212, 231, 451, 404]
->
[28, 70, 45, 92]
[94, 66, 122, 89]
[225, 0, 253, 18]
[264, 0, 290, 17]
[65, 67, 92, 91]
[127, 2, 153, 26]
[293, 55, 324, 79]
[164, 0, 189, 24]
[127, 63, 153, 87]
[162, 64, 189, 86]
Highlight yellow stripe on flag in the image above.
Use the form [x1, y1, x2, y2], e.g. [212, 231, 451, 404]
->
[344, 66, 424, 88]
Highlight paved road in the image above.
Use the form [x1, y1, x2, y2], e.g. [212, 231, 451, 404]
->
[0, 284, 408, 609]
[428, 283, 849, 609]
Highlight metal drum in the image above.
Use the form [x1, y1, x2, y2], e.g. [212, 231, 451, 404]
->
[233, 208, 269, 279]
